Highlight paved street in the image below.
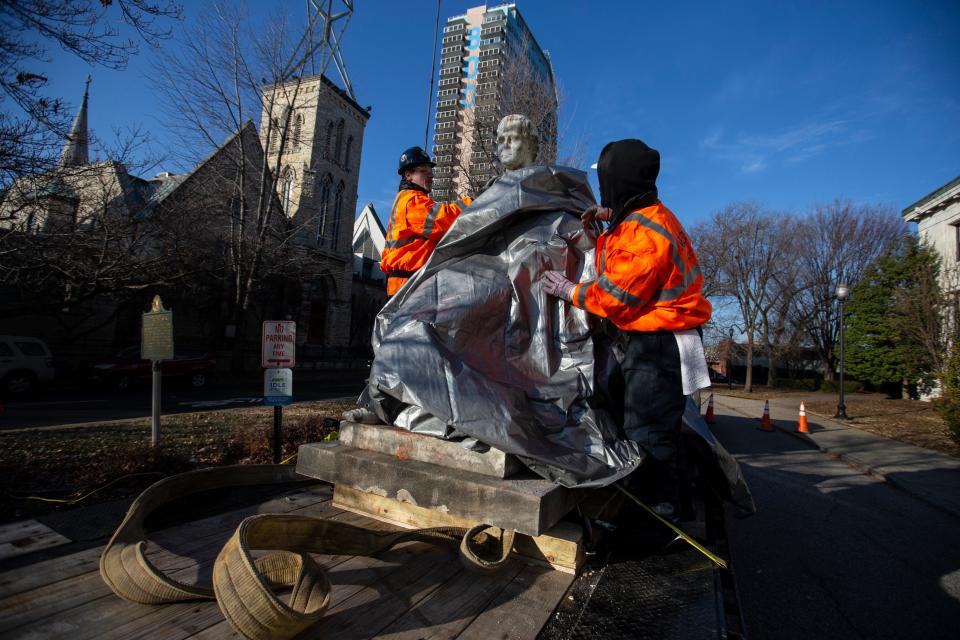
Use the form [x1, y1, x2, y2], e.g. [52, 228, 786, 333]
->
[710, 395, 960, 640]
[0, 372, 367, 430]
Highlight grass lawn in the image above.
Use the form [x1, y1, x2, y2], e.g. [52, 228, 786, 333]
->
[0, 399, 354, 524]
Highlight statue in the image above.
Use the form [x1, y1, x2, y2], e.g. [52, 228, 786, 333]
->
[496, 114, 539, 170]
[350, 114, 753, 511]
[356, 114, 643, 488]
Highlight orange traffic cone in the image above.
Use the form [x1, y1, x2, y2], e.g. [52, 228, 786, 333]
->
[797, 401, 809, 433]
[758, 400, 773, 432]
[705, 393, 716, 424]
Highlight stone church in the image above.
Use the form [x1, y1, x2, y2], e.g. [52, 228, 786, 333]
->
[0, 74, 371, 364]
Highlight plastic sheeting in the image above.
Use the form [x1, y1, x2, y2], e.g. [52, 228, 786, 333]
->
[362, 165, 754, 508]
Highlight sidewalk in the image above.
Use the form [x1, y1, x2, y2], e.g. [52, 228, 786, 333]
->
[711, 393, 960, 520]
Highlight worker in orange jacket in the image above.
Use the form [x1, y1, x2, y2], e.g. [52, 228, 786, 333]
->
[381, 146, 471, 296]
[542, 139, 712, 518]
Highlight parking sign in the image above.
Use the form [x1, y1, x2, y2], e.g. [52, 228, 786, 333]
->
[261, 321, 296, 368]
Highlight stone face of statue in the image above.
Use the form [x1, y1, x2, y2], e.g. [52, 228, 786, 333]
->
[496, 115, 539, 171]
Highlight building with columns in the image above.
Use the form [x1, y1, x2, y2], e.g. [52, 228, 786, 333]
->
[902, 175, 960, 322]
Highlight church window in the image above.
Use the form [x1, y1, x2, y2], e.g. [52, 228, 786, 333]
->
[316, 174, 332, 246]
[334, 119, 345, 164]
[293, 113, 303, 150]
[325, 121, 334, 159]
[280, 166, 295, 217]
[332, 181, 345, 249]
[344, 136, 354, 171]
[269, 117, 280, 152]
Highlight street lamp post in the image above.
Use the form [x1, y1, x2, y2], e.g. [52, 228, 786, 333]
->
[834, 283, 850, 420]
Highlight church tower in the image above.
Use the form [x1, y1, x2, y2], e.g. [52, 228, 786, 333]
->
[259, 76, 369, 256]
[59, 76, 91, 167]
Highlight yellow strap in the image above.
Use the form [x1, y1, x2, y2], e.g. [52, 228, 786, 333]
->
[614, 483, 728, 569]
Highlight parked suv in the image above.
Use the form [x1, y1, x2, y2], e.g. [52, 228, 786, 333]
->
[0, 335, 56, 397]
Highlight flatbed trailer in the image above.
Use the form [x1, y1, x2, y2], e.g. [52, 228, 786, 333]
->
[0, 480, 743, 640]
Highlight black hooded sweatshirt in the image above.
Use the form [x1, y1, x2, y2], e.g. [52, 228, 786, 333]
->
[597, 139, 660, 228]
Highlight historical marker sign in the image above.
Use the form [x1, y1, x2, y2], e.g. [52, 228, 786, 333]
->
[142, 295, 173, 361]
[261, 321, 296, 368]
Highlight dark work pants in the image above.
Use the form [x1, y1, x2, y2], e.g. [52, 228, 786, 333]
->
[622, 330, 685, 502]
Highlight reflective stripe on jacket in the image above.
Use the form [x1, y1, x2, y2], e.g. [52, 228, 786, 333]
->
[381, 189, 470, 295]
[571, 202, 711, 331]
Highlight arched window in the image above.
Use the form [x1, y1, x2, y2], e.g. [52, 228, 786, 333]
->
[331, 181, 345, 249]
[280, 166, 295, 217]
[292, 113, 303, 150]
[324, 121, 334, 159]
[344, 135, 354, 171]
[316, 174, 332, 246]
[268, 117, 280, 152]
[334, 119, 345, 164]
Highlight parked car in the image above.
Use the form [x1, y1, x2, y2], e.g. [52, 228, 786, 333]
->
[88, 346, 216, 390]
[0, 335, 56, 397]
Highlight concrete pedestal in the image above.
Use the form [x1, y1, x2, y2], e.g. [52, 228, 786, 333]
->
[297, 441, 582, 537]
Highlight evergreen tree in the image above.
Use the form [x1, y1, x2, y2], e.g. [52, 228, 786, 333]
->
[845, 235, 941, 395]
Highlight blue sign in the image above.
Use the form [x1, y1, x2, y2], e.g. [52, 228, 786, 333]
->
[263, 368, 293, 406]
[460, 27, 481, 108]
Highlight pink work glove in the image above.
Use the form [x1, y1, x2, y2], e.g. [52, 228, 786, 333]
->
[580, 205, 613, 231]
[542, 270, 575, 301]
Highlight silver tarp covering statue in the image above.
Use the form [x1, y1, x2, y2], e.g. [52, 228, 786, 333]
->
[361, 115, 753, 509]
[363, 115, 641, 487]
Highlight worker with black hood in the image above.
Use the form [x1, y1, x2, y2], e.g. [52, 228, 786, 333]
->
[541, 139, 712, 517]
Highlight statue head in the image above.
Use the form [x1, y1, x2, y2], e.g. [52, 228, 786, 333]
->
[496, 114, 539, 171]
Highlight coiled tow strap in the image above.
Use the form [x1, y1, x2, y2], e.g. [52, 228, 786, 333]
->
[100, 465, 515, 640]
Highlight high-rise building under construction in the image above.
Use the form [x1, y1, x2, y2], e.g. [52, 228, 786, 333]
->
[431, 3, 557, 200]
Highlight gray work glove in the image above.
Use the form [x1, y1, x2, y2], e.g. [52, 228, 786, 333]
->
[580, 205, 613, 233]
[542, 270, 575, 301]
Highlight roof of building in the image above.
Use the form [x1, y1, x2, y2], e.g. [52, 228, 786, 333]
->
[902, 175, 960, 221]
[264, 73, 370, 120]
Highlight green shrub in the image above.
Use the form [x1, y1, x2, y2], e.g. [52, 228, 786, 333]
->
[936, 348, 960, 445]
[820, 379, 863, 394]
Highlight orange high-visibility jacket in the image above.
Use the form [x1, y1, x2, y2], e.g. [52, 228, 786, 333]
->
[381, 189, 471, 295]
[571, 202, 711, 331]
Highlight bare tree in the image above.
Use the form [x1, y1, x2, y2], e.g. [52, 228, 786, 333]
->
[0, 131, 177, 342]
[794, 201, 905, 380]
[0, 0, 180, 189]
[151, 1, 348, 369]
[694, 203, 799, 392]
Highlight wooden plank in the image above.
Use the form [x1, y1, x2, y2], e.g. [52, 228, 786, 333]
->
[335, 484, 585, 573]
[188, 513, 449, 640]
[0, 486, 338, 639]
[61, 508, 400, 640]
[372, 558, 528, 640]
[300, 544, 464, 640]
[0, 484, 332, 601]
[0, 520, 71, 560]
[455, 564, 575, 640]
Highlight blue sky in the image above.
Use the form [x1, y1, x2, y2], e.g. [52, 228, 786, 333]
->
[32, 0, 960, 228]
